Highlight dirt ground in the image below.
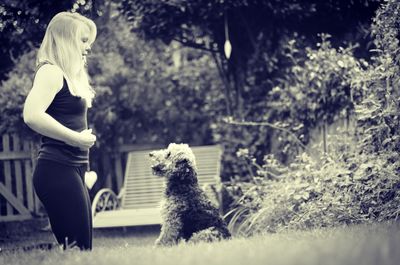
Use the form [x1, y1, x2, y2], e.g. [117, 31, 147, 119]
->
[0, 218, 160, 251]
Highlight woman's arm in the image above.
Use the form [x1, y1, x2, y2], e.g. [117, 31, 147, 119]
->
[23, 64, 95, 150]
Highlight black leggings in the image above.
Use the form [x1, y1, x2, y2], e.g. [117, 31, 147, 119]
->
[33, 159, 92, 250]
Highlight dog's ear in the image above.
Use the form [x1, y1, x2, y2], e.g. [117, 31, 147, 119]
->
[174, 159, 196, 182]
[175, 159, 189, 168]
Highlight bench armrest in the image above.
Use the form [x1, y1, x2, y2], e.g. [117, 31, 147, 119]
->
[91, 188, 120, 217]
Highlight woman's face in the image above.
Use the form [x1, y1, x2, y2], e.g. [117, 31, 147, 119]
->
[79, 25, 91, 61]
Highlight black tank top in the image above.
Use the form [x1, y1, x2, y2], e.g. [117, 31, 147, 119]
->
[36, 62, 89, 166]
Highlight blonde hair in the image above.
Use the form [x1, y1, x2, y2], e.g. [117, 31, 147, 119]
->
[37, 12, 97, 107]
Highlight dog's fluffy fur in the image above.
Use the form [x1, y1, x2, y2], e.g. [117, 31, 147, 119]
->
[149, 143, 231, 246]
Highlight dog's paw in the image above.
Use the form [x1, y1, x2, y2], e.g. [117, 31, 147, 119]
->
[154, 237, 178, 247]
[154, 237, 170, 247]
[154, 238, 162, 246]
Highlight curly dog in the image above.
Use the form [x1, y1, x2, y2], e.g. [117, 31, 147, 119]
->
[149, 143, 231, 246]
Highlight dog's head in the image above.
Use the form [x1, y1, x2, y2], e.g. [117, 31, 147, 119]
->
[149, 143, 197, 178]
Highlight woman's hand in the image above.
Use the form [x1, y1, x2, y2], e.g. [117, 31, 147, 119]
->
[67, 129, 96, 150]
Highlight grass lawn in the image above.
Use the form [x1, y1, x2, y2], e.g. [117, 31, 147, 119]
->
[0, 220, 399, 265]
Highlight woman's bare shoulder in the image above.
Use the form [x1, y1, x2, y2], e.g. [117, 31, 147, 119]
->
[33, 64, 64, 92]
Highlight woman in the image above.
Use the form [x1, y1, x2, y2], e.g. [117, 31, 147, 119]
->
[23, 12, 97, 251]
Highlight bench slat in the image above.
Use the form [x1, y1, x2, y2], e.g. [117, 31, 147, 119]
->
[93, 208, 162, 228]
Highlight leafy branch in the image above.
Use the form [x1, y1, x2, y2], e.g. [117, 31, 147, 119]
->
[223, 117, 309, 152]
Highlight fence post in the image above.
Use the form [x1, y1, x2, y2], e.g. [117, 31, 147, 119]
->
[12, 135, 24, 207]
[101, 153, 112, 189]
[114, 152, 124, 191]
[23, 140, 35, 211]
[2, 134, 13, 215]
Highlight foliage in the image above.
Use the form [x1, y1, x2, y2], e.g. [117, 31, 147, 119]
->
[0, 0, 111, 80]
[118, 0, 381, 184]
[216, 35, 367, 182]
[119, 0, 379, 53]
[87, 13, 222, 151]
[226, 135, 400, 235]
[226, 0, 400, 235]
[0, 0, 79, 80]
[355, 0, 400, 154]
[264, 34, 366, 160]
[119, 0, 380, 118]
[0, 49, 38, 138]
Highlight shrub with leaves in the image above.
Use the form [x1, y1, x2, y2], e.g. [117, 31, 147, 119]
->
[266, 34, 366, 160]
[226, 1, 400, 236]
[0, 49, 37, 138]
[86, 13, 223, 151]
[227, 135, 400, 236]
[355, 0, 400, 154]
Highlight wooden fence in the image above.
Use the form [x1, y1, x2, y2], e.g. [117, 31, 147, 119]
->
[0, 134, 40, 222]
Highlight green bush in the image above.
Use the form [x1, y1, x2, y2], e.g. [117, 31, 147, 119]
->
[355, 0, 400, 154]
[216, 33, 366, 182]
[265, 34, 366, 159]
[226, 0, 400, 235]
[227, 135, 400, 235]
[86, 14, 223, 151]
[0, 49, 38, 139]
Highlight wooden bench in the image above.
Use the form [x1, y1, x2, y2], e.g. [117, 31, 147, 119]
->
[91, 145, 223, 228]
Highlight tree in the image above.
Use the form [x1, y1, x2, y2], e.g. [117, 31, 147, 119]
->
[0, 0, 106, 80]
[118, 1, 382, 180]
[0, 0, 75, 79]
[119, 0, 380, 118]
